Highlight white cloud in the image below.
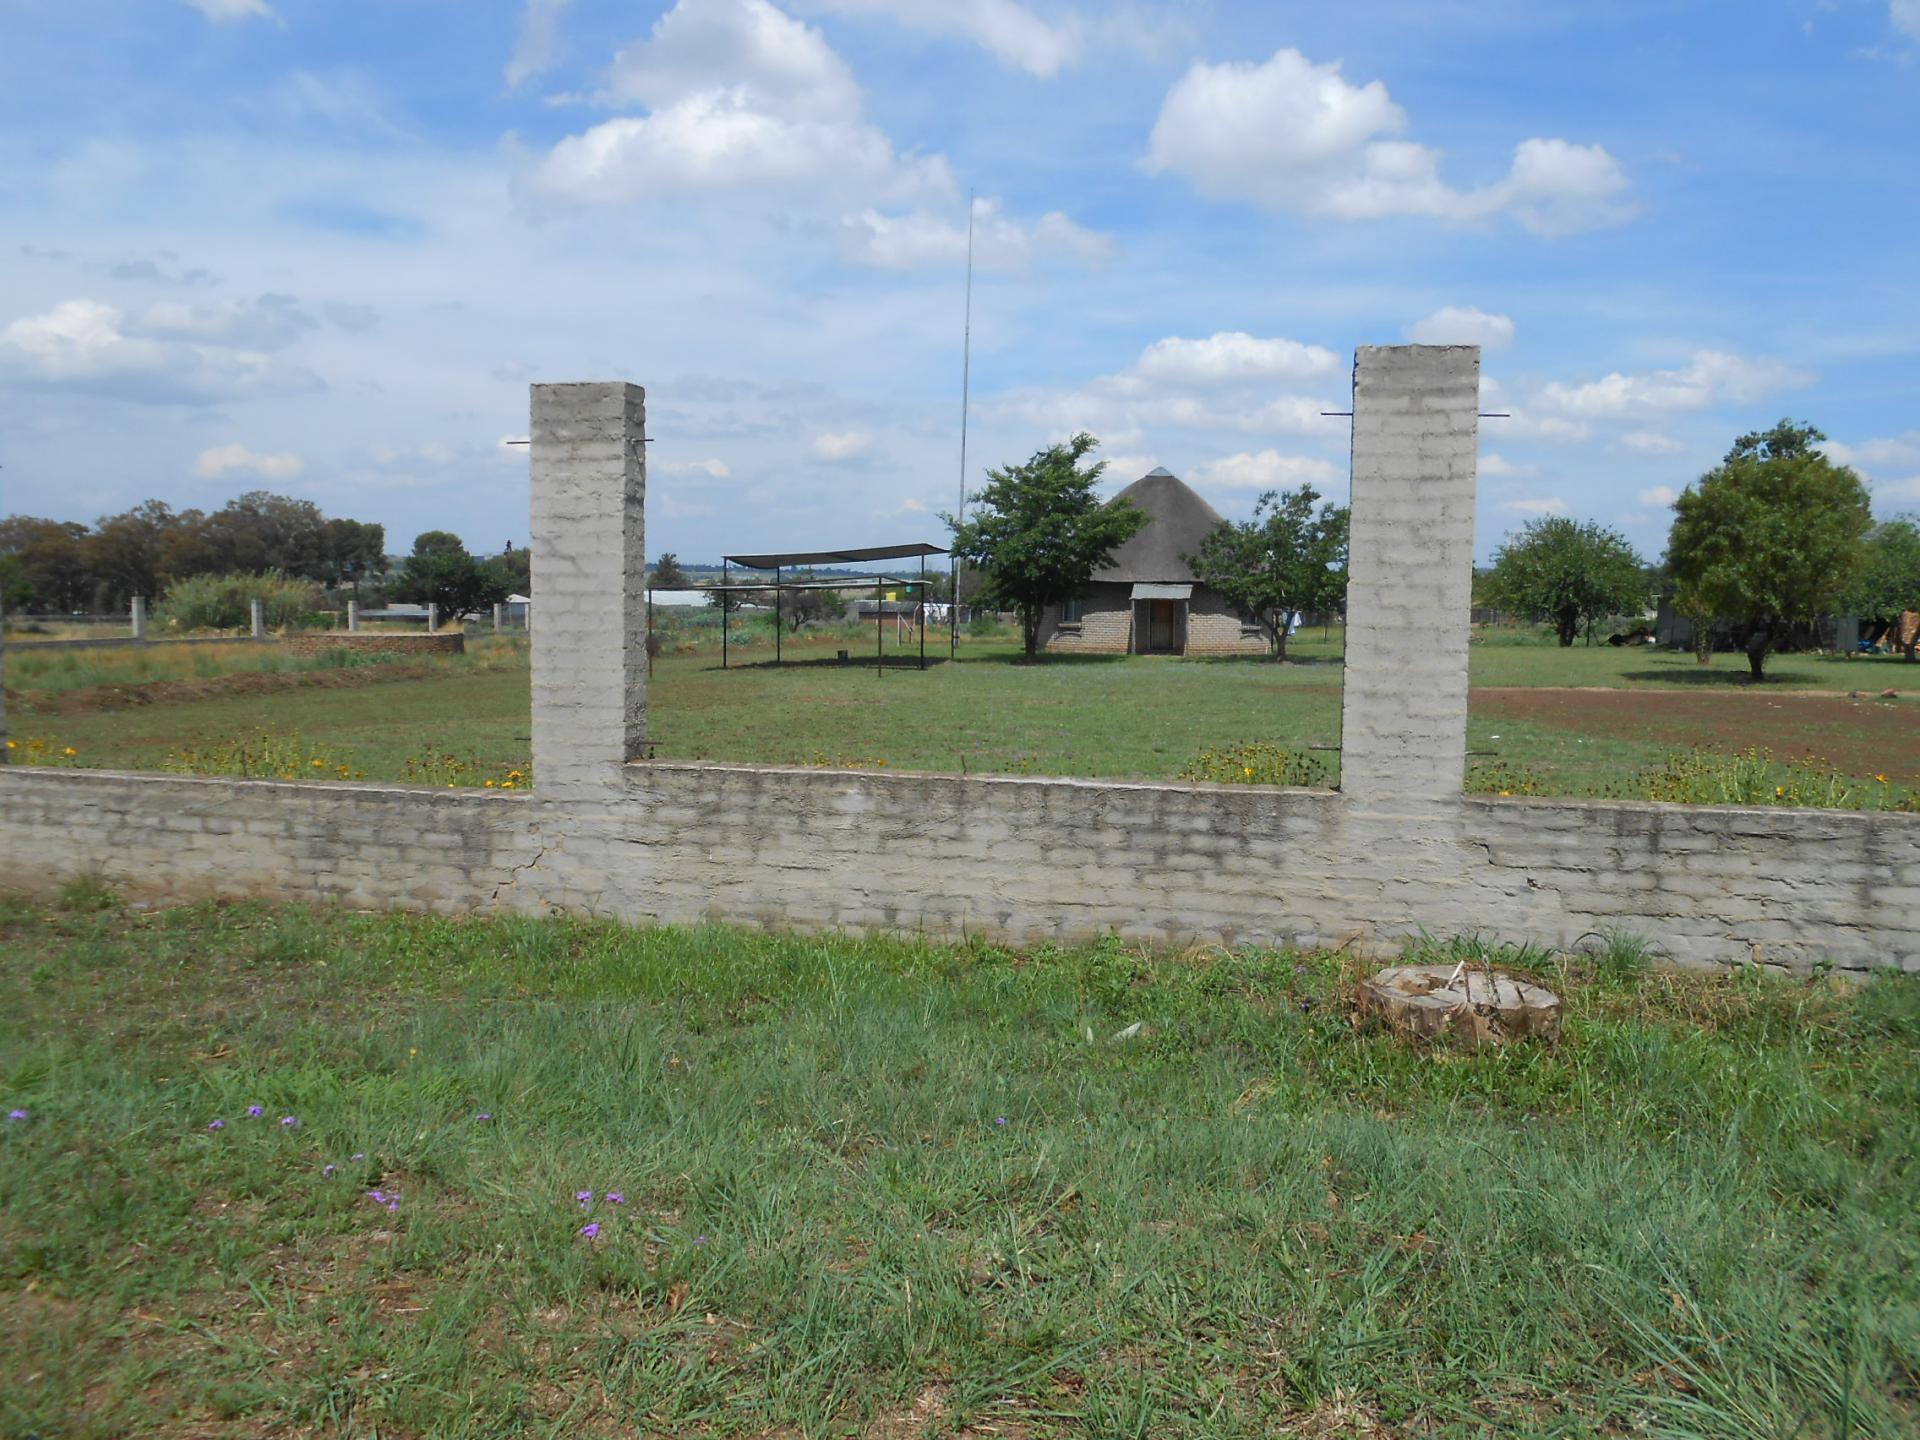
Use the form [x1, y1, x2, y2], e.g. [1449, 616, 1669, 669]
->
[1822, 431, 1920, 474]
[1501, 497, 1568, 517]
[810, 430, 872, 461]
[0, 298, 320, 406]
[529, 0, 949, 205]
[1479, 452, 1534, 478]
[1144, 49, 1631, 235]
[1620, 430, 1686, 456]
[195, 443, 303, 480]
[657, 456, 733, 478]
[1540, 350, 1815, 418]
[840, 196, 1109, 271]
[1409, 306, 1514, 349]
[1895, 1, 1920, 43]
[507, 0, 572, 88]
[806, 0, 1082, 77]
[182, 0, 274, 21]
[1191, 450, 1341, 491]
[1636, 485, 1679, 508]
[139, 294, 315, 350]
[1131, 331, 1340, 386]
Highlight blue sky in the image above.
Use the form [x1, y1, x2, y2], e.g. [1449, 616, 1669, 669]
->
[2, 0, 1916, 565]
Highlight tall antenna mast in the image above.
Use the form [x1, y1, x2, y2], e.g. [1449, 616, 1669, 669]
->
[952, 189, 974, 658]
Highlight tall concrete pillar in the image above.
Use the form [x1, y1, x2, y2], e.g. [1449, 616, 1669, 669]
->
[347, 599, 359, 632]
[131, 595, 147, 642]
[250, 598, 265, 640]
[1338, 345, 1480, 804]
[492, 601, 504, 633]
[427, 602, 440, 634]
[530, 382, 646, 794]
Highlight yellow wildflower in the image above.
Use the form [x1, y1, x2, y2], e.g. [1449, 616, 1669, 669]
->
[502, 781, 516, 789]
[63, 747, 77, 757]
[507, 770, 523, 780]
[1774, 786, 1784, 797]
[311, 758, 325, 768]
[4, 740, 14, 749]
[484, 779, 496, 788]
[1877, 774, 1889, 784]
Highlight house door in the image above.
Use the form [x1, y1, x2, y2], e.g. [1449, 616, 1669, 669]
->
[1146, 599, 1182, 653]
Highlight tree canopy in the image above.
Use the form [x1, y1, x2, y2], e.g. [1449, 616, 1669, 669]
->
[1842, 516, 1920, 659]
[651, 553, 689, 589]
[1667, 419, 1873, 679]
[393, 532, 513, 623]
[1184, 485, 1349, 660]
[945, 433, 1145, 660]
[1482, 516, 1650, 647]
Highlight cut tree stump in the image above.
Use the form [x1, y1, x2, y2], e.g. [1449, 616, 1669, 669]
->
[1356, 965, 1562, 1049]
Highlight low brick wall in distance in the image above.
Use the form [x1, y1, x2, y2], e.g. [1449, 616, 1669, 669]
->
[283, 633, 465, 658]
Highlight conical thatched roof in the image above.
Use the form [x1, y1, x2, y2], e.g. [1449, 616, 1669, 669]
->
[1095, 467, 1226, 584]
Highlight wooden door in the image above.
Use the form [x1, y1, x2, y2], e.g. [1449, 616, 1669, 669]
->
[1148, 600, 1177, 652]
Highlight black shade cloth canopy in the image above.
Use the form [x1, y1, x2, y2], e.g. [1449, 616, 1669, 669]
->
[723, 542, 947, 569]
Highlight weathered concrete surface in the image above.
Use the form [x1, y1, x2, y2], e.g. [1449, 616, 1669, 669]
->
[1, 348, 1916, 975]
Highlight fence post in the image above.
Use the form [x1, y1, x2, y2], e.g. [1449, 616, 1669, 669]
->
[492, 601, 504, 633]
[131, 595, 147, 642]
[1337, 345, 1480, 805]
[427, 603, 440, 634]
[347, 599, 359, 633]
[530, 381, 647, 794]
[250, 598, 265, 640]
[0, 598, 8, 764]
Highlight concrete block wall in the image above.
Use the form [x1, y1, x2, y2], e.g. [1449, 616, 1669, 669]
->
[1, 347, 1916, 974]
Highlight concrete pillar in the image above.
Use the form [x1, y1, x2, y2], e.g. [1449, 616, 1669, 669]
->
[131, 595, 147, 641]
[427, 602, 439, 634]
[530, 381, 646, 793]
[1338, 345, 1480, 804]
[347, 599, 359, 632]
[250, 598, 265, 640]
[0, 598, 8, 765]
[492, 601, 504, 633]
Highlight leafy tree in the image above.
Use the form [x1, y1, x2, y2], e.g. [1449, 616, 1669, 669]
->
[1667, 420, 1872, 680]
[1185, 485, 1350, 660]
[411, 530, 467, 559]
[0, 517, 92, 611]
[1842, 516, 1920, 660]
[320, 518, 387, 593]
[651, 553, 689, 588]
[777, 570, 845, 632]
[85, 500, 176, 610]
[1482, 516, 1650, 647]
[945, 433, 1146, 660]
[494, 542, 531, 592]
[392, 548, 512, 623]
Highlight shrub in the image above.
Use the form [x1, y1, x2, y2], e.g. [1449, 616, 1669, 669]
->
[1624, 747, 1911, 810]
[163, 732, 363, 782]
[156, 572, 323, 633]
[1179, 741, 1330, 788]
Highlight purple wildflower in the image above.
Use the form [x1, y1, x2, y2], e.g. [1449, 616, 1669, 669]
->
[579, 1222, 600, 1239]
[692, 1235, 709, 1247]
[280, 1115, 299, 1128]
[245, 1105, 263, 1118]
[475, 1112, 493, 1122]
[387, 1200, 399, 1213]
[368, 1189, 387, 1204]
[995, 1116, 1008, 1127]
[576, 1190, 593, 1207]
[7, 1109, 26, 1123]
[323, 1163, 336, 1177]
[606, 1192, 624, 1205]
[350, 1153, 365, 1162]
[207, 1119, 225, 1131]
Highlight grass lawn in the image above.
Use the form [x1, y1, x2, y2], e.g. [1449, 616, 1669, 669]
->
[1, 893, 1915, 1437]
[10, 625, 1915, 799]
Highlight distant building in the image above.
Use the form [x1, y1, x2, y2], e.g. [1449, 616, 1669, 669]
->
[1039, 468, 1268, 656]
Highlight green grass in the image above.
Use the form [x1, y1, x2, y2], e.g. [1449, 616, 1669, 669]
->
[3, 639, 407, 694]
[13, 626, 1915, 800]
[0, 894, 1914, 1437]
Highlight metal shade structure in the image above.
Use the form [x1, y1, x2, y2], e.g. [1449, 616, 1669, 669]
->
[649, 540, 950, 673]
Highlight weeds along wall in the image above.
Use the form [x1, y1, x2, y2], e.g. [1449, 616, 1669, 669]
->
[1, 352, 1915, 974]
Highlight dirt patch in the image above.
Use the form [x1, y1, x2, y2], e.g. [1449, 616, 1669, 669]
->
[13, 660, 443, 717]
[1472, 687, 1917, 783]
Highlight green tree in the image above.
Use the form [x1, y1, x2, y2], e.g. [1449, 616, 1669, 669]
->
[945, 433, 1146, 661]
[651, 553, 689, 588]
[1667, 420, 1872, 680]
[1842, 516, 1920, 660]
[85, 500, 176, 610]
[1482, 516, 1650, 647]
[1184, 485, 1349, 660]
[393, 548, 511, 622]
[411, 530, 467, 559]
[320, 518, 387, 594]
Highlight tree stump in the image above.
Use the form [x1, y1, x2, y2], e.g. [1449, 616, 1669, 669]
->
[1356, 965, 1561, 1049]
